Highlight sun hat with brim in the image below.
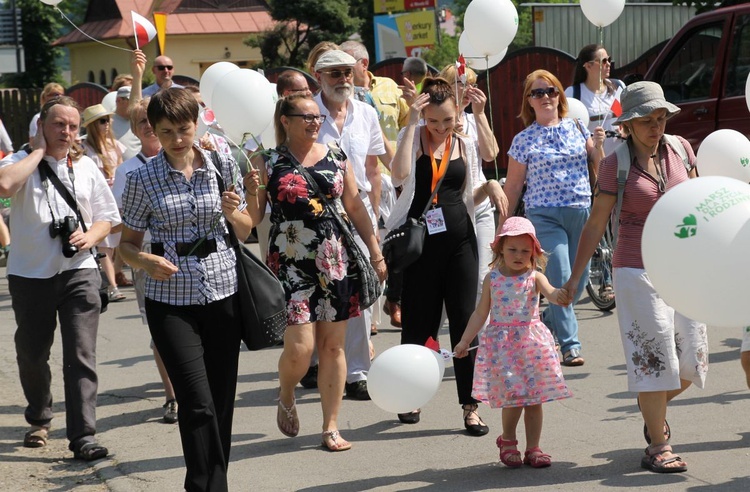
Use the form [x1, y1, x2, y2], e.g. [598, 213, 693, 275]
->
[612, 81, 680, 126]
[81, 104, 114, 128]
[492, 216, 543, 254]
[314, 50, 356, 72]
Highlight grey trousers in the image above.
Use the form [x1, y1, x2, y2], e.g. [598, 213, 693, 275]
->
[9, 268, 102, 450]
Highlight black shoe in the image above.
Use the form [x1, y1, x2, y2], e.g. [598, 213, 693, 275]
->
[463, 403, 489, 436]
[300, 365, 318, 389]
[345, 380, 371, 400]
[397, 409, 421, 424]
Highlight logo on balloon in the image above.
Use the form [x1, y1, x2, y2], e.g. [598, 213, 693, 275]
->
[674, 214, 697, 239]
[742, 157, 749, 167]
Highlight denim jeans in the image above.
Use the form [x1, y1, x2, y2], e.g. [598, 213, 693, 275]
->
[526, 206, 590, 354]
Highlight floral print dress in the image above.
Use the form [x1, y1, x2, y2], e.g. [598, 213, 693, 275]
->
[472, 268, 572, 408]
[265, 145, 362, 325]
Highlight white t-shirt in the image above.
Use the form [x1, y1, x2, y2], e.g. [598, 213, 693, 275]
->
[0, 151, 121, 278]
[314, 93, 385, 192]
[565, 80, 626, 156]
[112, 113, 142, 161]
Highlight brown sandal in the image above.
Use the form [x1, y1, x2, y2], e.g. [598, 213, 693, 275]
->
[276, 394, 299, 437]
[321, 430, 351, 452]
[23, 427, 48, 448]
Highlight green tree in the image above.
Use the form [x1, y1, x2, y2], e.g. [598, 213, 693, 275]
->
[246, 0, 362, 69]
[1, 0, 63, 87]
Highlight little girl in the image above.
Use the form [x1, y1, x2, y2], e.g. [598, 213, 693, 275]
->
[454, 217, 572, 468]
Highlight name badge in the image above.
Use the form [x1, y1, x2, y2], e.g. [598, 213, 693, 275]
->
[425, 207, 447, 235]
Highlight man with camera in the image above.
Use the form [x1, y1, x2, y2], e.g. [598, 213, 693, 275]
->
[0, 96, 120, 461]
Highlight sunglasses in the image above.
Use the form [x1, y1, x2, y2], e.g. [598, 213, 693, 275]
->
[321, 69, 353, 79]
[286, 113, 326, 124]
[98, 117, 111, 125]
[155, 65, 174, 71]
[592, 57, 614, 65]
[528, 87, 560, 99]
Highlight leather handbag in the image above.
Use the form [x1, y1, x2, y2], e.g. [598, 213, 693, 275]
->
[212, 153, 286, 350]
[283, 146, 382, 310]
[382, 135, 456, 274]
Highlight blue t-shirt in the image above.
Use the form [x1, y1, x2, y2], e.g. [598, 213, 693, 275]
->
[508, 118, 591, 209]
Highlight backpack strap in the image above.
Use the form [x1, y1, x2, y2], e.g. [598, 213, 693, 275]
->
[612, 141, 632, 248]
[573, 83, 581, 101]
[663, 134, 692, 173]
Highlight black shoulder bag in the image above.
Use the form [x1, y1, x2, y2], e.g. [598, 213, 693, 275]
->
[38, 160, 110, 313]
[211, 152, 286, 350]
[381, 134, 456, 273]
[280, 146, 382, 310]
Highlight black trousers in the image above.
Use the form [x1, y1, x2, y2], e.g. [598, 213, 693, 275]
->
[400, 217, 479, 405]
[146, 295, 241, 492]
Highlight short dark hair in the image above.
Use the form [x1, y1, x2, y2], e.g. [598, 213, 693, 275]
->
[276, 70, 309, 97]
[147, 88, 199, 128]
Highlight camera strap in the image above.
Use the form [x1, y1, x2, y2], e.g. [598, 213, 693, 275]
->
[38, 159, 99, 259]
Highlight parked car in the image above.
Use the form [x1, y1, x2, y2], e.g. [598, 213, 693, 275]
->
[642, 4, 750, 150]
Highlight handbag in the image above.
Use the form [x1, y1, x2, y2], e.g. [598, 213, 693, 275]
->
[282, 145, 382, 310]
[382, 134, 456, 273]
[212, 152, 287, 350]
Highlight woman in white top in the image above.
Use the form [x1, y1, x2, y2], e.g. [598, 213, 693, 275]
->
[565, 44, 626, 157]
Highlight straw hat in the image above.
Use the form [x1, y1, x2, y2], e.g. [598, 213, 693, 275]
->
[81, 104, 114, 128]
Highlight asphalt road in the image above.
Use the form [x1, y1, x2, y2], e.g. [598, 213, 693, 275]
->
[1, 250, 749, 491]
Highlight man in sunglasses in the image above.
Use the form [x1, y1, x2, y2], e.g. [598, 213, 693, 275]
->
[142, 54, 184, 97]
[313, 50, 388, 401]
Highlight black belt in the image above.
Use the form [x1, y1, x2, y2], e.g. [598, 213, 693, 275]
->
[151, 236, 228, 258]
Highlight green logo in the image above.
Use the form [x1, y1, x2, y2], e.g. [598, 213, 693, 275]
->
[674, 214, 697, 238]
[742, 157, 749, 167]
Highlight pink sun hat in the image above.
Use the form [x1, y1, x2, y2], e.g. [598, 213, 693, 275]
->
[493, 216, 543, 254]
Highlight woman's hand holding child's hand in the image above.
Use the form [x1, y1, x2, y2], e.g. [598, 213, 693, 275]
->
[555, 287, 571, 307]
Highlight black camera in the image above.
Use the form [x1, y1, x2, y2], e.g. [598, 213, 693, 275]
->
[49, 215, 79, 258]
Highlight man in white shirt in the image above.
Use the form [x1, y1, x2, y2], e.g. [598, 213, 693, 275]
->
[111, 86, 141, 161]
[0, 97, 120, 460]
[313, 50, 387, 400]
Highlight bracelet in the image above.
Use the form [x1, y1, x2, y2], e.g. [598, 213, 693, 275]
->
[370, 256, 385, 264]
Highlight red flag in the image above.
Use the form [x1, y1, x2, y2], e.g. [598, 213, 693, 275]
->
[425, 336, 440, 352]
[132, 11, 157, 49]
[610, 86, 623, 117]
[456, 55, 467, 84]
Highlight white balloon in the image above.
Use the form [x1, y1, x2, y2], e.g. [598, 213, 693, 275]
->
[566, 98, 590, 127]
[40, 0, 63, 6]
[745, 72, 750, 114]
[464, 0, 518, 57]
[580, 0, 626, 28]
[368, 344, 442, 414]
[199, 62, 239, 109]
[458, 32, 507, 71]
[211, 69, 276, 145]
[697, 129, 750, 183]
[101, 91, 117, 113]
[642, 176, 750, 326]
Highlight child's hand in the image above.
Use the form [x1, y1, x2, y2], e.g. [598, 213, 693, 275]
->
[556, 288, 571, 306]
[454, 340, 469, 358]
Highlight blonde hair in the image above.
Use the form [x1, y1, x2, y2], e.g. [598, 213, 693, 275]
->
[84, 110, 120, 179]
[439, 64, 477, 86]
[489, 234, 548, 273]
[40, 83, 65, 108]
[518, 69, 568, 127]
[111, 74, 133, 91]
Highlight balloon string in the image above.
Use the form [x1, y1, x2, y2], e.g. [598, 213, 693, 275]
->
[484, 55, 499, 180]
[55, 7, 132, 53]
[451, 345, 479, 357]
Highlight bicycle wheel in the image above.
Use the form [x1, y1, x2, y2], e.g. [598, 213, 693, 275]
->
[585, 226, 616, 311]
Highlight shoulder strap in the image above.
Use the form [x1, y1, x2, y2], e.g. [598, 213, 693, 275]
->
[573, 83, 581, 101]
[663, 134, 691, 172]
[39, 161, 88, 234]
[418, 134, 456, 216]
[209, 151, 242, 248]
[612, 141, 633, 248]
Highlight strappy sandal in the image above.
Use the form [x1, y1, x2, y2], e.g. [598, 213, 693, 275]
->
[462, 403, 489, 436]
[73, 442, 109, 461]
[321, 430, 351, 452]
[524, 447, 552, 468]
[276, 394, 299, 438]
[561, 349, 585, 366]
[641, 443, 687, 473]
[599, 284, 615, 301]
[496, 436, 523, 468]
[23, 426, 48, 448]
[636, 396, 671, 444]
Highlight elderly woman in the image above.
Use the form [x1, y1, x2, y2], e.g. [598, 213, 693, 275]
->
[119, 88, 252, 491]
[386, 77, 504, 433]
[564, 81, 707, 474]
[244, 93, 386, 452]
[501, 69, 605, 367]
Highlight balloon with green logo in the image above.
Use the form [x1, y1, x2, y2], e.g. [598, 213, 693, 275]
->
[642, 176, 750, 327]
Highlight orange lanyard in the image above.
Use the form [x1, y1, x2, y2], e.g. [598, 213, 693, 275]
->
[429, 133, 452, 205]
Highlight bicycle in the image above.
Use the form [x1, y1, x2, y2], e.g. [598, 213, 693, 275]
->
[585, 223, 616, 311]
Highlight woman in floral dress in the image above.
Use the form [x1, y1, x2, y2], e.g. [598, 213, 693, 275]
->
[244, 93, 386, 452]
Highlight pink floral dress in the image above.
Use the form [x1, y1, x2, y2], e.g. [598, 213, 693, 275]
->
[472, 268, 572, 408]
[265, 145, 362, 325]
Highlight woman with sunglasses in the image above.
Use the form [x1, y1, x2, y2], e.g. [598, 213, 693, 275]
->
[386, 77, 502, 434]
[500, 70, 605, 367]
[565, 44, 626, 156]
[244, 93, 386, 452]
[81, 104, 127, 302]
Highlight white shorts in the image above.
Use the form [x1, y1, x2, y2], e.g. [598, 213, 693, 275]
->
[742, 326, 750, 353]
[613, 268, 708, 392]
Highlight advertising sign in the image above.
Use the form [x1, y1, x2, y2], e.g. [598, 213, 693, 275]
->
[374, 0, 437, 15]
[374, 10, 437, 61]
